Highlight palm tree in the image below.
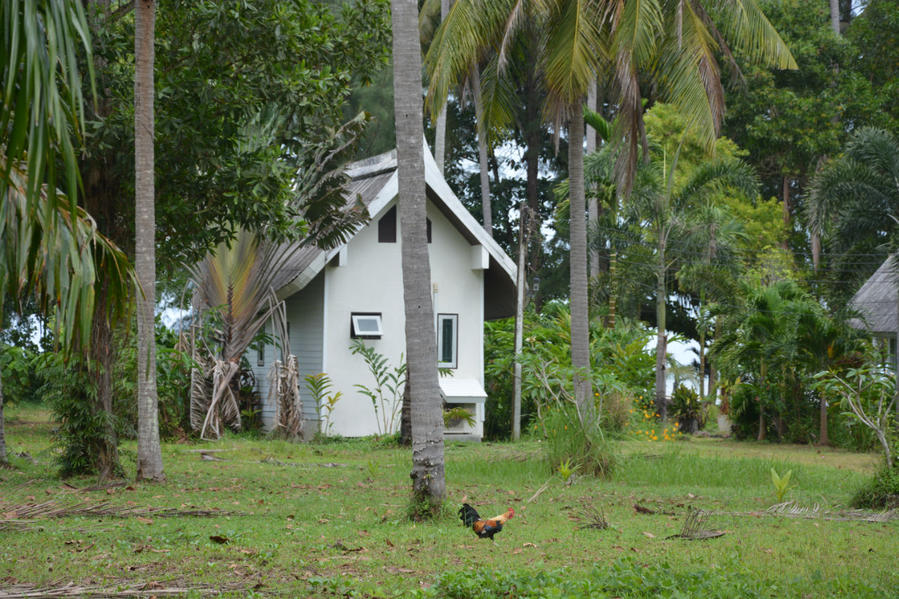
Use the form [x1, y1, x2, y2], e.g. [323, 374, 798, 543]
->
[188, 229, 302, 439]
[0, 0, 131, 467]
[631, 152, 759, 420]
[808, 128, 899, 297]
[426, 0, 794, 425]
[392, 0, 446, 512]
[134, 0, 164, 481]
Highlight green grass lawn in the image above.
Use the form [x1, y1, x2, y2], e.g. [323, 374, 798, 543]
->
[1, 403, 895, 598]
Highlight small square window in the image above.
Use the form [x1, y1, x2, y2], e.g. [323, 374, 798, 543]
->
[351, 312, 383, 339]
[437, 313, 458, 369]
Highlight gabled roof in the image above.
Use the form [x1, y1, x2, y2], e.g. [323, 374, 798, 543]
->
[273, 145, 517, 319]
[848, 255, 898, 335]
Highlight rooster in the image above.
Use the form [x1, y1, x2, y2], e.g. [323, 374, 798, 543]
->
[459, 503, 515, 540]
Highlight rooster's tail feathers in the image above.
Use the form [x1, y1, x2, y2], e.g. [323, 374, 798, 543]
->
[459, 503, 480, 527]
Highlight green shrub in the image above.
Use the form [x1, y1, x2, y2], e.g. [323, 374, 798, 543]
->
[541, 404, 615, 478]
[600, 389, 632, 432]
[0, 344, 44, 404]
[41, 353, 121, 477]
[670, 384, 706, 433]
[852, 465, 899, 509]
[114, 318, 195, 439]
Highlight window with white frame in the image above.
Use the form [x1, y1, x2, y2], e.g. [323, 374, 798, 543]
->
[437, 313, 458, 368]
[351, 312, 383, 339]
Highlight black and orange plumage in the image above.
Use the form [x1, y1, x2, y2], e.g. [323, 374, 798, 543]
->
[459, 503, 515, 540]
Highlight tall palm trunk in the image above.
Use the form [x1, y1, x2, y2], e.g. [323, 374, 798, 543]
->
[0, 367, 6, 465]
[471, 67, 492, 235]
[391, 0, 445, 513]
[568, 109, 592, 419]
[757, 359, 767, 441]
[512, 58, 542, 430]
[829, 0, 840, 34]
[586, 80, 599, 279]
[432, 0, 451, 173]
[512, 203, 527, 439]
[135, 0, 164, 481]
[654, 237, 667, 421]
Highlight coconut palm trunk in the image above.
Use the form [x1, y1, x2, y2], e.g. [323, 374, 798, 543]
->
[391, 0, 446, 512]
[470, 67, 492, 235]
[587, 79, 599, 279]
[654, 236, 668, 421]
[568, 111, 592, 419]
[0, 369, 6, 465]
[432, 0, 451, 173]
[134, 0, 164, 481]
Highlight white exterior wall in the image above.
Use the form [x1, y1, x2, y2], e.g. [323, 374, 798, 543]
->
[323, 198, 485, 437]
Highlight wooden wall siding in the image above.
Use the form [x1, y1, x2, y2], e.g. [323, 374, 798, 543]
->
[256, 271, 325, 430]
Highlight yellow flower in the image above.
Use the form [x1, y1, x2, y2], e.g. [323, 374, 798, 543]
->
[651, 436, 658, 441]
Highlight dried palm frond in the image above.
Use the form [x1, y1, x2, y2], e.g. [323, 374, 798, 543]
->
[269, 355, 304, 439]
[199, 359, 242, 440]
[668, 507, 725, 540]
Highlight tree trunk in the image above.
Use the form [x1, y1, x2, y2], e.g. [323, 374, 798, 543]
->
[699, 336, 706, 399]
[91, 290, 120, 481]
[757, 360, 767, 441]
[392, 0, 445, 514]
[432, 0, 450, 174]
[568, 110, 592, 419]
[817, 392, 830, 446]
[0, 365, 7, 465]
[607, 251, 617, 328]
[781, 176, 791, 249]
[829, 0, 840, 34]
[524, 47, 543, 307]
[654, 239, 668, 421]
[512, 204, 527, 440]
[400, 383, 411, 445]
[135, 0, 164, 481]
[471, 66, 492, 236]
[586, 79, 599, 280]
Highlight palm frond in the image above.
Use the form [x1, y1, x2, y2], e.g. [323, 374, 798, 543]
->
[708, 0, 797, 70]
[425, 0, 519, 118]
[541, 0, 603, 122]
[1, 0, 93, 206]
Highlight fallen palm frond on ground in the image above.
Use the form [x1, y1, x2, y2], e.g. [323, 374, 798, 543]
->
[0, 581, 250, 598]
[667, 508, 725, 540]
[706, 501, 899, 523]
[0, 500, 245, 531]
[569, 500, 611, 530]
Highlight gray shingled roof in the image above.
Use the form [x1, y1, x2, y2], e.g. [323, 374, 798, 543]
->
[272, 148, 517, 319]
[848, 255, 898, 335]
[269, 167, 394, 293]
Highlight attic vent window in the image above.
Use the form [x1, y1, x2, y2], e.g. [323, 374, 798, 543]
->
[351, 313, 383, 339]
[378, 206, 397, 243]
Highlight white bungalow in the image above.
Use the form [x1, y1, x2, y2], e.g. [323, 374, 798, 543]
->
[250, 146, 517, 440]
[848, 254, 898, 362]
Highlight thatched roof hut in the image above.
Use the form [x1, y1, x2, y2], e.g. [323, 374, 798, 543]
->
[848, 255, 898, 336]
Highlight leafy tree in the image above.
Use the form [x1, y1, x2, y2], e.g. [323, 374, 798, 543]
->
[65, 0, 390, 474]
[720, 0, 884, 261]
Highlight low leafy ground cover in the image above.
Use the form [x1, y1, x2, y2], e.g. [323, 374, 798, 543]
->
[1, 404, 895, 598]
